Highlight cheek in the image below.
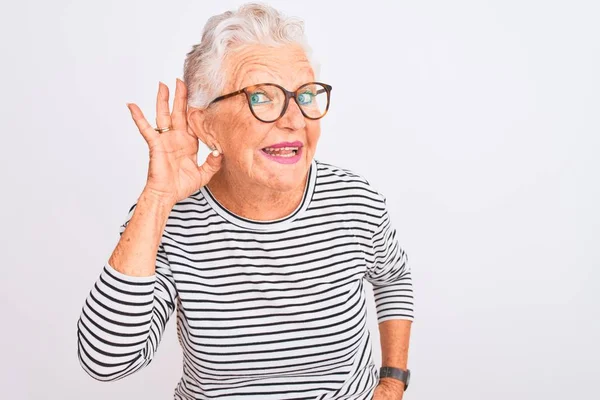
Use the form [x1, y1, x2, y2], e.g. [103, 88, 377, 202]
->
[222, 115, 273, 160]
[216, 106, 253, 151]
[306, 123, 321, 149]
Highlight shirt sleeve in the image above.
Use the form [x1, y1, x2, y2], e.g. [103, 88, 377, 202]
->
[76, 203, 178, 381]
[365, 192, 415, 323]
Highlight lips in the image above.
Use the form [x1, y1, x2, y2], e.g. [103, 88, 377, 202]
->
[261, 141, 303, 157]
[260, 141, 304, 164]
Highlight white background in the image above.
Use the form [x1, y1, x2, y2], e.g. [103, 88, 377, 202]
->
[1, 0, 598, 399]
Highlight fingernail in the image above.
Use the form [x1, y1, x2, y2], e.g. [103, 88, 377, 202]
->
[212, 149, 220, 157]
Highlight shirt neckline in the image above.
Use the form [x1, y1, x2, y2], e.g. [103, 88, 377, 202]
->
[200, 158, 317, 231]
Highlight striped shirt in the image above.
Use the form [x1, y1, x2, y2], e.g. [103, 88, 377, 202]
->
[77, 158, 414, 399]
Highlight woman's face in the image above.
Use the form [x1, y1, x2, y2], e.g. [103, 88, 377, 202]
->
[198, 43, 321, 193]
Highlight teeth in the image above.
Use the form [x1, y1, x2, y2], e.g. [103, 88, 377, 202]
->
[269, 152, 296, 158]
[262, 146, 299, 158]
[263, 147, 299, 151]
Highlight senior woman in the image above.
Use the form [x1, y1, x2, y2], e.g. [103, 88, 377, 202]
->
[77, 3, 414, 399]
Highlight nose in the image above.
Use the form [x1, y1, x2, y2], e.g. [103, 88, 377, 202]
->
[276, 97, 306, 131]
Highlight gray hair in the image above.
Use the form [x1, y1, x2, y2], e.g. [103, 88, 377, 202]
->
[183, 2, 319, 108]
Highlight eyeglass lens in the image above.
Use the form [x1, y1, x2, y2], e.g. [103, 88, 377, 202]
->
[247, 83, 328, 122]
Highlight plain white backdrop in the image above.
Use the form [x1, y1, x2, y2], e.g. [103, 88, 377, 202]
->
[1, 0, 598, 398]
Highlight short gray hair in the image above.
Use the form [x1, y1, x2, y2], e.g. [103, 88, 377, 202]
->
[183, 2, 319, 108]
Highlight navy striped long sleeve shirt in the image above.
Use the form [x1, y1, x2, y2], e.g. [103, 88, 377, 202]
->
[77, 159, 414, 399]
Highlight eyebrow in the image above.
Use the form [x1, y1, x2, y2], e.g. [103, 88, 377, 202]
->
[241, 79, 317, 92]
[237, 68, 314, 91]
[236, 68, 278, 89]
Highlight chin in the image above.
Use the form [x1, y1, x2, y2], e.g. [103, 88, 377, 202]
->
[257, 171, 302, 192]
[254, 167, 307, 192]
[251, 150, 309, 185]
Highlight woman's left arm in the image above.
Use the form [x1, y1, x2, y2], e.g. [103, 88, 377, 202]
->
[365, 192, 415, 399]
[375, 319, 412, 399]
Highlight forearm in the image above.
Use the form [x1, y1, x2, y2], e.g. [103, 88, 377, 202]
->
[77, 265, 158, 381]
[78, 191, 176, 380]
[109, 189, 173, 277]
[378, 319, 412, 392]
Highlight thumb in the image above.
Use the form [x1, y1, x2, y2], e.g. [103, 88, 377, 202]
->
[197, 150, 222, 187]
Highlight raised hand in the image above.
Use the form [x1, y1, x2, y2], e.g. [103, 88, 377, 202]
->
[126, 79, 222, 207]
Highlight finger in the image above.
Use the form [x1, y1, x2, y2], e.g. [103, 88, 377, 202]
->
[171, 78, 187, 130]
[156, 82, 172, 130]
[196, 150, 222, 187]
[127, 103, 159, 144]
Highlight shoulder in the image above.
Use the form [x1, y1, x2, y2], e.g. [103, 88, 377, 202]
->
[314, 159, 387, 206]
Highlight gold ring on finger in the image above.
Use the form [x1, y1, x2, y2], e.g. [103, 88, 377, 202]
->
[154, 126, 172, 133]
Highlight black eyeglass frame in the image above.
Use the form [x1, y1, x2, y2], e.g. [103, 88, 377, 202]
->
[208, 81, 332, 123]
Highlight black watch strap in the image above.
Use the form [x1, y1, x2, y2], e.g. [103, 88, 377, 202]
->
[379, 366, 410, 391]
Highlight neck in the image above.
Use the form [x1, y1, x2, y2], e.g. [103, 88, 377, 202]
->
[205, 167, 309, 221]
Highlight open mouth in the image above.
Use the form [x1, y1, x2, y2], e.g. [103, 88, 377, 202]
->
[260, 146, 300, 158]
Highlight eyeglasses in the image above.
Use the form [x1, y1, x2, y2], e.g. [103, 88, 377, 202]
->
[208, 81, 332, 123]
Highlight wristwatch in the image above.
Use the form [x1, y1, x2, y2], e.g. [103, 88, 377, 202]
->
[379, 366, 410, 391]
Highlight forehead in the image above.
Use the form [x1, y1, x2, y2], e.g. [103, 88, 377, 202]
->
[223, 43, 315, 91]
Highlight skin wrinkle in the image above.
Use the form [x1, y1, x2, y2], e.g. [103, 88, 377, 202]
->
[187, 43, 320, 221]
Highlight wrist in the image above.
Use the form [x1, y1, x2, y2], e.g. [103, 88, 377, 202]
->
[140, 187, 176, 210]
[377, 378, 405, 400]
[379, 377, 405, 390]
[380, 367, 410, 392]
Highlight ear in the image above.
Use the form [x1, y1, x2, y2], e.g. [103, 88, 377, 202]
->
[187, 106, 216, 148]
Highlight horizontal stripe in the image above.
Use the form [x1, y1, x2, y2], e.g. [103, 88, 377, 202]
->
[77, 159, 414, 398]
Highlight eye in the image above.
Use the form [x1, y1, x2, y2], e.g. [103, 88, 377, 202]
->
[297, 91, 315, 105]
[249, 91, 271, 105]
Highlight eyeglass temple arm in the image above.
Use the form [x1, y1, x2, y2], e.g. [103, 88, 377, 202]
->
[210, 89, 245, 105]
